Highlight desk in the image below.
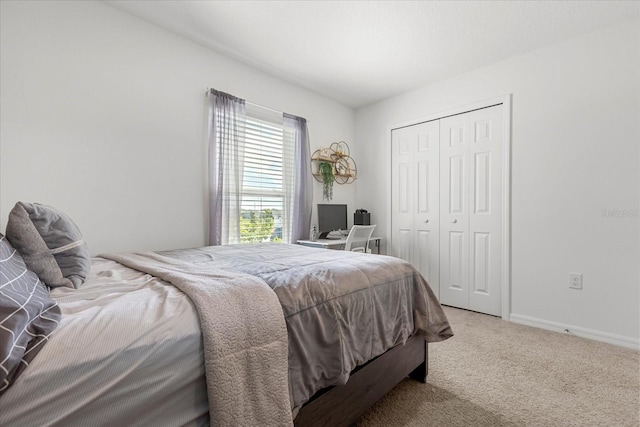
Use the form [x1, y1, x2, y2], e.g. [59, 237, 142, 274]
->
[297, 237, 383, 254]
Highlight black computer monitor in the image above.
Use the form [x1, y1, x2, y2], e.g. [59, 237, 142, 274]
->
[317, 204, 348, 238]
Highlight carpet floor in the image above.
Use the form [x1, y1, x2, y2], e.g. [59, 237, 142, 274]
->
[356, 306, 639, 427]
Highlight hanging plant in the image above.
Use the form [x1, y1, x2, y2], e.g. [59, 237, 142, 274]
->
[318, 161, 334, 200]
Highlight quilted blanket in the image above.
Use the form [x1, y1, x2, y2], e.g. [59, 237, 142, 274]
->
[102, 251, 292, 427]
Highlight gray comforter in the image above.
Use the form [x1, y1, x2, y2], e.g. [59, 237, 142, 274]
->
[157, 243, 453, 414]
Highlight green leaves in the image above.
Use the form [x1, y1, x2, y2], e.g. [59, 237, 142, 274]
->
[240, 209, 276, 243]
[318, 161, 334, 200]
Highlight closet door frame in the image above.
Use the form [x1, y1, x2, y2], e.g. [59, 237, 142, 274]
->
[387, 94, 512, 320]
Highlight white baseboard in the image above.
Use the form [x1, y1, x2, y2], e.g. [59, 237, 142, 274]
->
[509, 314, 639, 350]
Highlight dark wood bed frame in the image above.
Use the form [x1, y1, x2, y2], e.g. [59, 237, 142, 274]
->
[295, 335, 428, 426]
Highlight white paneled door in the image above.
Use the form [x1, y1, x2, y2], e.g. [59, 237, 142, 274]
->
[391, 104, 503, 316]
[391, 121, 440, 297]
[440, 105, 503, 315]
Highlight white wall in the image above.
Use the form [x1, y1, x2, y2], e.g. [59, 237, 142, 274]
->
[0, 0, 355, 254]
[355, 19, 640, 347]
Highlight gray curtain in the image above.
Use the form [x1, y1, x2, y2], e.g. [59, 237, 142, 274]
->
[207, 89, 246, 245]
[283, 113, 312, 243]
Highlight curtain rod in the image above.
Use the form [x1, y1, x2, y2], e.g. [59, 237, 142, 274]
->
[247, 101, 283, 116]
[205, 88, 309, 123]
[205, 88, 283, 116]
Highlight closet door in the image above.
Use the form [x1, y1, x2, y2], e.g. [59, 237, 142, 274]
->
[391, 121, 440, 296]
[439, 105, 503, 316]
[391, 126, 415, 263]
[439, 113, 470, 309]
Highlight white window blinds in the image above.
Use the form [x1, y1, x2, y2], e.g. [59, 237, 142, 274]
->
[239, 113, 290, 243]
[235, 107, 294, 243]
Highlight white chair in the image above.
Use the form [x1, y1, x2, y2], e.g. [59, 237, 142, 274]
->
[344, 225, 376, 253]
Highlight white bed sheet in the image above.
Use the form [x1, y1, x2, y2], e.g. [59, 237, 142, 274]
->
[0, 258, 209, 426]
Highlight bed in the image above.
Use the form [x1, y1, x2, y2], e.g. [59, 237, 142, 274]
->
[1, 203, 453, 426]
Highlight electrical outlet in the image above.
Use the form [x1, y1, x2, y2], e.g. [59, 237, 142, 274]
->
[569, 273, 583, 290]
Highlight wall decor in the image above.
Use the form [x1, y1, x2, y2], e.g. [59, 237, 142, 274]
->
[311, 141, 357, 200]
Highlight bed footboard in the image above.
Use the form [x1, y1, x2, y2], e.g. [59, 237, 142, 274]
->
[294, 335, 428, 427]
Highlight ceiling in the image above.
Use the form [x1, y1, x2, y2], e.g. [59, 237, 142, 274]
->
[104, 1, 639, 108]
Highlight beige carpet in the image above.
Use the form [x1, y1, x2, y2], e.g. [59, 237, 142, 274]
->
[356, 306, 640, 427]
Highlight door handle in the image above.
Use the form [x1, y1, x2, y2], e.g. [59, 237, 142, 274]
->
[451, 219, 458, 223]
[424, 219, 429, 223]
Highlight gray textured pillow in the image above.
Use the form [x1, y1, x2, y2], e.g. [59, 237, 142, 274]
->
[0, 234, 61, 396]
[5, 202, 91, 289]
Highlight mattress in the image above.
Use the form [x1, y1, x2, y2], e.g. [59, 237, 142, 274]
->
[0, 258, 209, 426]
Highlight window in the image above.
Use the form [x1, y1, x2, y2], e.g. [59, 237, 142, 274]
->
[208, 89, 310, 246]
[240, 114, 287, 243]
